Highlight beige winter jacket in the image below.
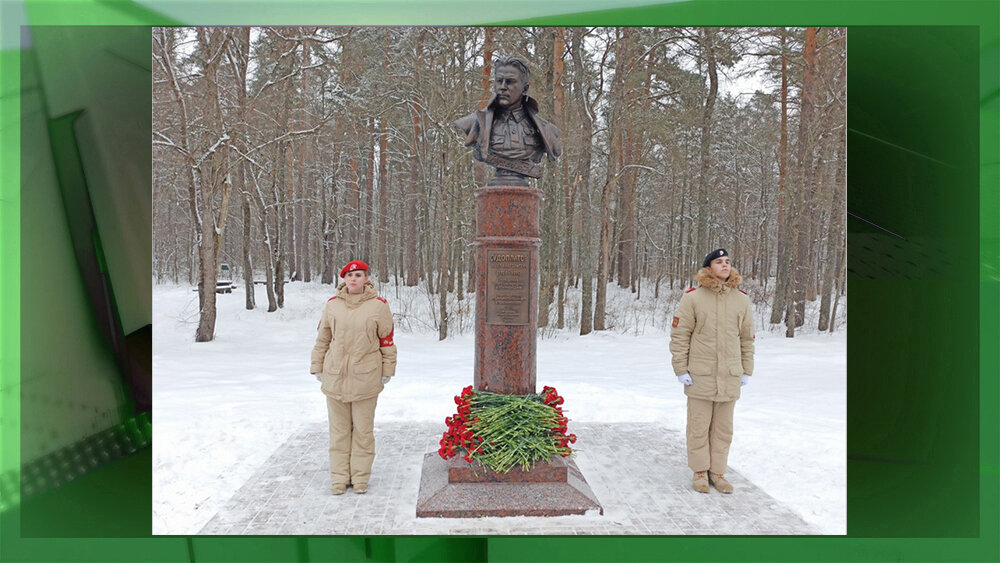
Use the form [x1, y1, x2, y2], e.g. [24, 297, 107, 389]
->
[310, 282, 398, 402]
[669, 267, 755, 402]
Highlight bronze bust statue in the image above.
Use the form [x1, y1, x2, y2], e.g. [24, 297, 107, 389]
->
[453, 55, 561, 184]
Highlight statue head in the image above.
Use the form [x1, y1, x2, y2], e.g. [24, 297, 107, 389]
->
[493, 54, 530, 110]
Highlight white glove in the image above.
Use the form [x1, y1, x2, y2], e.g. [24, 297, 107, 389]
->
[313, 373, 321, 382]
[381, 376, 391, 385]
[741, 374, 750, 387]
[677, 373, 692, 386]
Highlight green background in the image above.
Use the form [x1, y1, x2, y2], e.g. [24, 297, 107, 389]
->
[0, 0, 997, 561]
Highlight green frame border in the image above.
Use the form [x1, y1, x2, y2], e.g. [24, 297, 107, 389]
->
[1, 0, 997, 561]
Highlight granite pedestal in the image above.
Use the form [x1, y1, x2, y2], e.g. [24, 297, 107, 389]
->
[473, 182, 541, 395]
[416, 454, 603, 518]
[415, 179, 603, 518]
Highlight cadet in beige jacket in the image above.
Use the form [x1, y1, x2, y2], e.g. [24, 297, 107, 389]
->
[669, 248, 754, 494]
[311, 260, 397, 495]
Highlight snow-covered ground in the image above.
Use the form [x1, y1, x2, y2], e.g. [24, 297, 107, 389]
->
[152, 279, 845, 535]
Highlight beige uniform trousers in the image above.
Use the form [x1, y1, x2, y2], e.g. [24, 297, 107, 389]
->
[326, 395, 378, 486]
[686, 397, 736, 474]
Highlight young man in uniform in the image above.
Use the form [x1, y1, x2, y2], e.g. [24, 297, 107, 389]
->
[669, 248, 755, 493]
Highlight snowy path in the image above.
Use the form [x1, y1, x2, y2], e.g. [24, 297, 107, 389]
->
[153, 283, 845, 534]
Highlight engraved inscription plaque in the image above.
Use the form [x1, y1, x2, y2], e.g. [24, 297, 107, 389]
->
[486, 249, 530, 325]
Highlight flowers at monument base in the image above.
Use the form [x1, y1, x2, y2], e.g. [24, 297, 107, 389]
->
[438, 385, 577, 473]
[437, 385, 481, 462]
[541, 385, 578, 449]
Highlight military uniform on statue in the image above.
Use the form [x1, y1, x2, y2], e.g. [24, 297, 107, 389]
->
[451, 56, 561, 185]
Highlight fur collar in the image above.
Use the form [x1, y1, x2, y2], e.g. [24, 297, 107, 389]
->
[336, 281, 377, 307]
[695, 267, 743, 292]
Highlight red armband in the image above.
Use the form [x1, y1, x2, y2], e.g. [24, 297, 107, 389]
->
[380, 329, 394, 347]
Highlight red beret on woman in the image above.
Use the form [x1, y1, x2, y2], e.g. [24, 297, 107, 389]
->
[339, 259, 369, 278]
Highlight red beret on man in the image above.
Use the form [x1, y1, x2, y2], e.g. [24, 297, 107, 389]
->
[339, 260, 370, 278]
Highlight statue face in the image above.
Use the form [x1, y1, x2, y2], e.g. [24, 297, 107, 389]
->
[494, 65, 526, 110]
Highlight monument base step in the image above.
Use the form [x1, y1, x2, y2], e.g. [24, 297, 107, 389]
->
[416, 452, 603, 518]
[448, 455, 569, 483]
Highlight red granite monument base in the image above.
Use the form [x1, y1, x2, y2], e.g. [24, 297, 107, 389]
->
[415, 453, 603, 518]
[473, 184, 541, 395]
[416, 179, 603, 518]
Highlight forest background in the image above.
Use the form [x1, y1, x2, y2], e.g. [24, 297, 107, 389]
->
[151, 26, 847, 342]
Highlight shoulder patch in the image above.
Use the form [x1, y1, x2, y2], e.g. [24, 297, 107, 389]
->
[376, 296, 388, 304]
[739, 289, 747, 295]
[685, 287, 697, 294]
[328, 296, 337, 301]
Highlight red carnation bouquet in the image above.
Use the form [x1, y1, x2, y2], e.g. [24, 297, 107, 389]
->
[438, 385, 577, 473]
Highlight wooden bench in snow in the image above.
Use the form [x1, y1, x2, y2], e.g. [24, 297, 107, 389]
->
[191, 281, 237, 294]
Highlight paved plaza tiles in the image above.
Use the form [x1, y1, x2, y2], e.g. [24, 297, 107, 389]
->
[200, 422, 816, 535]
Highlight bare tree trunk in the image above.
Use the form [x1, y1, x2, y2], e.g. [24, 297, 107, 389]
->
[298, 36, 312, 283]
[594, 29, 623, 332]
[226, 27, 256, 310]
[553, 27, 570, 330]
[190, 28, 232, 341]
[196, 232, 218, 341]
[286, 59, 299, 281]
[615, 28, 637, 291]
[595, 132, 618, 332]
[376, 117, 390, 282]
[302, 139, 313, 283]
[817, 208, 838, 331]
[438, 152, 450, 340]
[240, 184, 255, 310]
[695, 27, 719, 255]
[572, 28, 596, 336]
[275, 145, 287, 308]
[363, 116, 375, 262]
[538, 28, 557, 329]
[771, 27, 791, 325]
[323, 102, 345, 284]
[260, 200, 278, 312]
[321, 166, 336, 284]
[155, 26, 207, 334]
[272, 34, 294, 309]
[820, 124, 846, 331]
[618, 127, 636, 290]
[405, 32, 424, 286]
[829, 231, 845, 333]
[786, 26, 819, 338]
[349, 141, 360, 257]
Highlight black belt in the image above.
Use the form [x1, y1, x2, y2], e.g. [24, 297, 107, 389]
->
[483, 153, 544, 178]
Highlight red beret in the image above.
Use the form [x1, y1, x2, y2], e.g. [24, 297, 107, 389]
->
[340, 260, 370, 278]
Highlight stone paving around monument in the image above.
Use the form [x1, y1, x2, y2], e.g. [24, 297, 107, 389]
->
[199, 422, 817, 535]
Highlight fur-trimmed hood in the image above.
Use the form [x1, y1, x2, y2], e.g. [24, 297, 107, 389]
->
[670, 266, 755, 402]
[695, 267, 743, 292]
